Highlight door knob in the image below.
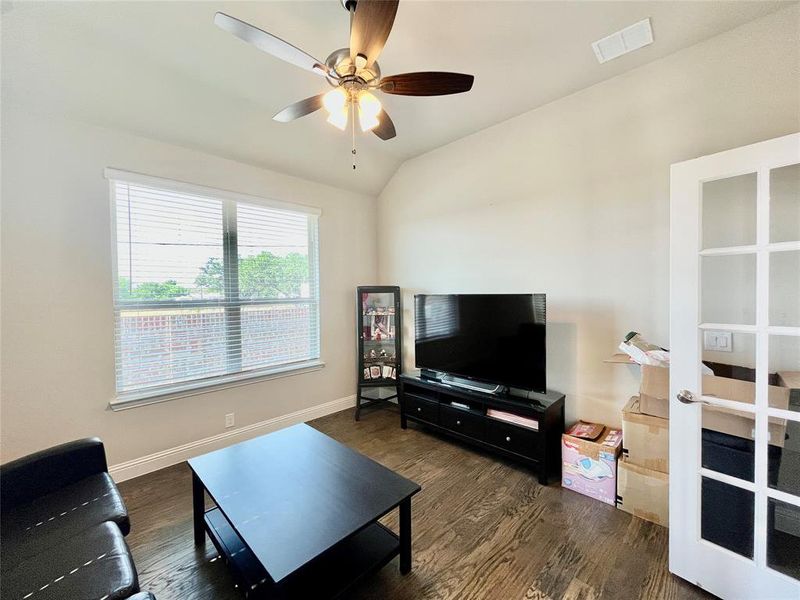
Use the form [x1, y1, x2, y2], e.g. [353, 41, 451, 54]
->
[677, 389, 709, 405]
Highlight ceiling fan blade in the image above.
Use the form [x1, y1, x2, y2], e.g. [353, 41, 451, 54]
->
[215, 12, 327, 77]
[273, 94, 325, 123]
[349, 0, 399, 68]
[373, 109, 396, 141]
[381, 72, 474, 96]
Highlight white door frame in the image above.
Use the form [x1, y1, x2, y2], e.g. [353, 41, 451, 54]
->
[669, 133, 800, 599]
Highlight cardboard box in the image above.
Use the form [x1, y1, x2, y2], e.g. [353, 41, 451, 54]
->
[621, 396, 669, 473]
[777, 371, 800, 412]
[616, 458, 669, 527]
[635, 364, 790, 446]
[702, 373, 790, 446]
[603, 353, 636, 364]
[562, 423, 622, 506]
[702, 405, 787, 447]
[777, 371, 800, 390]
[640, 365, 670, 418]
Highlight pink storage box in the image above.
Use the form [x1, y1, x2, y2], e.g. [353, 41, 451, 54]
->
[561, 423, 622, 506]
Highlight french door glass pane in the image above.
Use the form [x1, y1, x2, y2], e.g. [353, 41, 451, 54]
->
[702, 173, 757, 249]
[767, 331, 800, 494]
[703, 331, 756, 385]
[702, 421, 755, 482]
[769, 250, 800, 327]
[768, 423, 800, 497]
[770, 164, 800, 244]
[701, 476, 754, 559]
[767, 497, 800, 581]
[701, 254, 757, 325]
[701, 331, 762, 475]
[769, 335, 800, 413]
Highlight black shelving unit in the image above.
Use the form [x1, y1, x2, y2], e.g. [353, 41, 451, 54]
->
[355, 286, 402, 421]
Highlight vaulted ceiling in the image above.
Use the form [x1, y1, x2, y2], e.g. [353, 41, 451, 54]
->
[2, 1, 790, 194]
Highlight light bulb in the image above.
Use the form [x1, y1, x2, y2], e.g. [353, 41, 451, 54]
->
[358, 91, 381, 117]
[359, 110, 379, 132]
[327, 107, 348, 131]
[323, 87, 347, 113]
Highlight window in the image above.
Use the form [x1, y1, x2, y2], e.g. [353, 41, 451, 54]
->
[106, 169, 321, 406]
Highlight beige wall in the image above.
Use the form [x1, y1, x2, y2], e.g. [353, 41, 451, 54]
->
[1, 109, 377, 465]
[377, 6, 800, 427]
[2, 6, 798, 468]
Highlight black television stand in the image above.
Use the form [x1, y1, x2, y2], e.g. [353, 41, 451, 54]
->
[399, 373, 565, 485]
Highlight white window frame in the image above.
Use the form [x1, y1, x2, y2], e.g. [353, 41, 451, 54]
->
[105, 168, 323, 410]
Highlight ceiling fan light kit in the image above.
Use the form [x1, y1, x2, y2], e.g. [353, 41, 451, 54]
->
[326, 107, 349, 131]
[213, 0, 475, 166]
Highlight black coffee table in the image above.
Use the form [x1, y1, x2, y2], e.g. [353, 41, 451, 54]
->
[188, 423, 420, 598]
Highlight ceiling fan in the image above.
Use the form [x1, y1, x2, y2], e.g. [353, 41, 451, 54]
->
[214, 0, 474, 143]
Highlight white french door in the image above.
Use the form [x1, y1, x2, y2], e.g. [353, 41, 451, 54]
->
[670, 133, 800, 599]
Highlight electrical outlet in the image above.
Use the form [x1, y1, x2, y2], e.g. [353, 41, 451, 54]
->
[225, 413, 235, 428]
[703, 330, 732, 352]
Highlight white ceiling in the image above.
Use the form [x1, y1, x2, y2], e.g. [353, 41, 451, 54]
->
[2, 1, 791, 195]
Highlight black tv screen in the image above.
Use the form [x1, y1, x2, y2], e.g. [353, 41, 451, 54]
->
[414, 294, 546, 392]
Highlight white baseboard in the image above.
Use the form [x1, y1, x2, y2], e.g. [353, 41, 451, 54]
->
[108, 395, 356, 483]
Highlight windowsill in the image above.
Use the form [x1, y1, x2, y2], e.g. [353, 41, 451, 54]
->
[109, 359, 325, 411]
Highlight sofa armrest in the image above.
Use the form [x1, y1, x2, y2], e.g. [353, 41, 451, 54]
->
[1, 438, 109, 509]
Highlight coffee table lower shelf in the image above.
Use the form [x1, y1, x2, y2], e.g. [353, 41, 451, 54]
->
[204, 507, 400, 599]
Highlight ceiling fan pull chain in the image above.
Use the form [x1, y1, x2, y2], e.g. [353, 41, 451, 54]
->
[351, 96, 357, 170]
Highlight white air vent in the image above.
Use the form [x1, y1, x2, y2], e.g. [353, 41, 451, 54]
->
[592, 18, 653, 64]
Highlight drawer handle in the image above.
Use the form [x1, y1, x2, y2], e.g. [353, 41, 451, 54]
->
[417, 407, 422, 412]
[505, 436, 511, 442]
[456, 420, 461, 426]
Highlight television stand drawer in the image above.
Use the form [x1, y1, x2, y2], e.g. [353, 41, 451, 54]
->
[405, 394, 439, 425]
[440, 405, 484, 439]
[485, 419, 538, 459]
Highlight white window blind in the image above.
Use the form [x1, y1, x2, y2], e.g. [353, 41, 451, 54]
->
[107, 170, 321, 405]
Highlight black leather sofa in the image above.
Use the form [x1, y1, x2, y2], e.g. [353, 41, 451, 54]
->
[1, 438, 154, 600]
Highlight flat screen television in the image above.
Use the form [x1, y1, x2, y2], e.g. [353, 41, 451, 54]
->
[414, 293, 546, 393]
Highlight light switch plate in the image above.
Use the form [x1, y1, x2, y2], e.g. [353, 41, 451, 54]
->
[703, 330, 733, 352]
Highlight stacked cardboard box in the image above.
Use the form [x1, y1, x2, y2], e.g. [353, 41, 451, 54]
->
[605, 355, 670, 526]
[608, 355, 798, 529]
[619, 396, 669, 526]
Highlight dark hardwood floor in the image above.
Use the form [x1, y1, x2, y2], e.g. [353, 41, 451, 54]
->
[118, 407, 710, 600]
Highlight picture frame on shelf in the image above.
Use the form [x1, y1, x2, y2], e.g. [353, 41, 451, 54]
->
[370, 314, 391, 340]
[363, 367, 371, 380]
[370, 365, 382, 379]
